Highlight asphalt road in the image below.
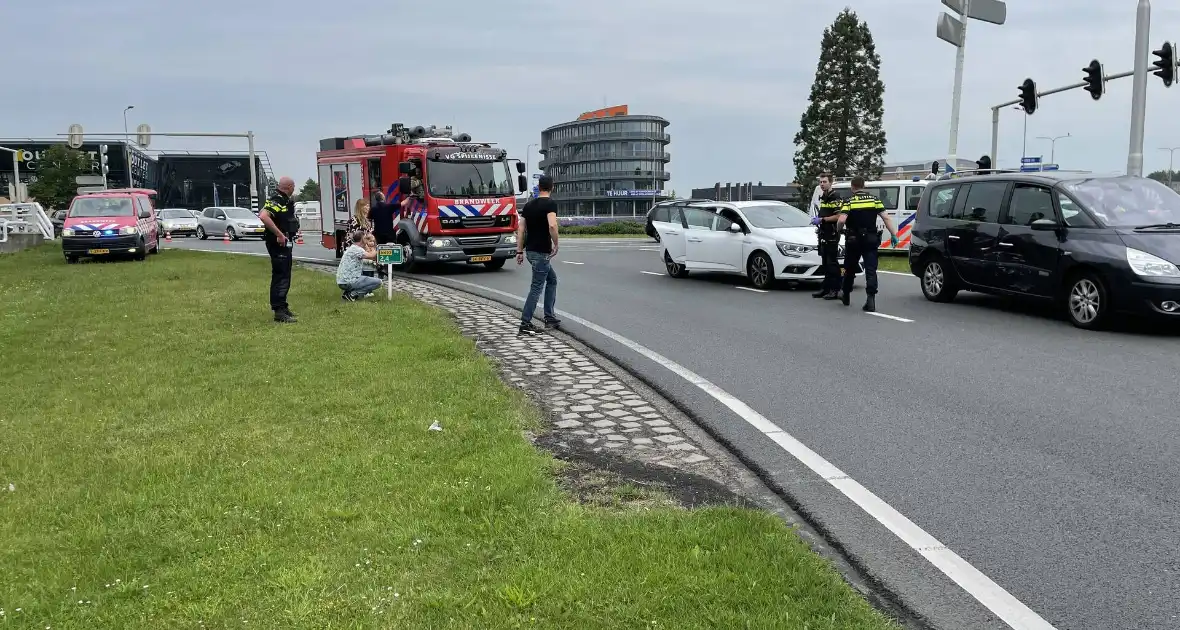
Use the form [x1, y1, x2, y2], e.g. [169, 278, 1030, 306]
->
[166, 235, 1180, 629]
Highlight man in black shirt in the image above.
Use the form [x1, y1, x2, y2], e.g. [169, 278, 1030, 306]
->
[811, 172, 844, 300]
[515, 175, 559, 335]
[837, 176, 899, 313]
[258, 176, 299, 323]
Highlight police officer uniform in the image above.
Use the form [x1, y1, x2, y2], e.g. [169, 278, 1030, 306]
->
[813, 189, 844, 299]
[262, 190, 298, 322]
[839, 190, 895, 312]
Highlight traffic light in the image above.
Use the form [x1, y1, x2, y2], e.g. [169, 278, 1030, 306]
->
[99, 144, 109, 176]
[931, 161, 940, 175]
[1153, 41, 1174, 87]
[1083, 59, 1104, 100]
[1018, 78, 1038, 114]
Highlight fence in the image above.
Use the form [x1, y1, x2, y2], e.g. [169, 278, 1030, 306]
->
[0, 203, 54, 241]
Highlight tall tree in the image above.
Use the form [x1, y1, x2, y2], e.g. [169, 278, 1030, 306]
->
[1147, 170, 1177, 184]
[26, 145, 91, 210]
[296, 178, 320, 202]
[793, 8, 887, 191]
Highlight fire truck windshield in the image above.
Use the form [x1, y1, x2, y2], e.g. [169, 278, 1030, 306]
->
[426, 159, 514, 198]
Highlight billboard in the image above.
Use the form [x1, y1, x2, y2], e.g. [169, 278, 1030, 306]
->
[0, 140, 154, 191]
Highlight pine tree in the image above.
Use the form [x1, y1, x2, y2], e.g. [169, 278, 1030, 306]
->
[793, 8, 887, 191]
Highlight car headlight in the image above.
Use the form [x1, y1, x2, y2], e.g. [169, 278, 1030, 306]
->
[503, 234, 517, 244]
[62, 228, 75, 236]
[777, 241, 815, 256]
[119, 226, 138, 235]
[1126, 247, 1180, 277]
[429, 238, 454, 248]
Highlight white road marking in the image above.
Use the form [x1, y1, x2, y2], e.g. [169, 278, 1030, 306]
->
[880, 270, 912, 276]
[562, 261, 585, 265]
[432, 275, 1057, 630]
[867, 312, 914, 323]
[735, 286, 768, 293]
[640, 271, 663, 276]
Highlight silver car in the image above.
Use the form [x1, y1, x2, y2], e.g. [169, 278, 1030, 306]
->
[158, 208, 201, 237]
[196, 206, 267, 240]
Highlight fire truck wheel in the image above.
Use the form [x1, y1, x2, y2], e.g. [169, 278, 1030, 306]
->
[483, 258, 507, 270]
[398, 239, 421, 273]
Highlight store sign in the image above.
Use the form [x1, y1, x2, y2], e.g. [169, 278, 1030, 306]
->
[605, 190, 660, 197]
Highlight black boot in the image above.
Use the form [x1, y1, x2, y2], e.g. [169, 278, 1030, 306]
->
[823, 291, 840, 300]
[840, 292, 850, 306]
[274, 310, 297, 323]
[862, 295, 876, 312]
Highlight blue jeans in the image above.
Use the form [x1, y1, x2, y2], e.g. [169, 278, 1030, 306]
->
[339, 276, 382, 299]
[521, 251, 557, 324]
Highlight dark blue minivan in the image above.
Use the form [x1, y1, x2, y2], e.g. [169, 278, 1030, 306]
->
[908, 172, 1180, 329]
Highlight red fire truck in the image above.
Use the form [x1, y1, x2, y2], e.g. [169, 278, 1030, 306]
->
[315, 124, 527, 270]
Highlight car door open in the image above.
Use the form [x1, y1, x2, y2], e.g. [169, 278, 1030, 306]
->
[654, 205, 687, 263]
[682, 208, 723, 270]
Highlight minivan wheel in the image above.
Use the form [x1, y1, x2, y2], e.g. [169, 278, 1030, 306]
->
[1066, 272, 1110, 330]
[664, 251, 688, 278]
[921, 256, 959, 302]
[747, 251, 774, 290]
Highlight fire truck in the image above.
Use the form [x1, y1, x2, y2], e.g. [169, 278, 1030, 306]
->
[315, 123, 528, 270]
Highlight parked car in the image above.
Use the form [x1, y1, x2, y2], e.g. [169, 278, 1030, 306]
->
[157, 208, 201, 237]
[649, 199, 860, 289]
[908, 172, 1180, 329]
[50, 209, 67, 236]
[195, 206, 266, 240]
[61, 189, 160, 263]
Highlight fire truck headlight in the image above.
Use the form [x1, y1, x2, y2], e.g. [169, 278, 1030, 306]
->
[429, 238, 454, 248]
[504, 234, 517, 244]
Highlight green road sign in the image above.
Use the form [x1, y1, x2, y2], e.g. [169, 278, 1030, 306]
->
[377, 245, 403, 265]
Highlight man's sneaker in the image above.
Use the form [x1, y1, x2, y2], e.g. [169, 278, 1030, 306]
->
[341, 292, 356, 302]
[518, 322, 542, 336]
[543, 315, 562, 329]
[274, 310, 297, 323]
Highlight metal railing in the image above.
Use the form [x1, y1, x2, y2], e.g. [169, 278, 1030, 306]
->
[0, 202, 54, 240]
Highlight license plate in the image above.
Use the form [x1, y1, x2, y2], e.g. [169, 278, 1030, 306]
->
[88, 249, 110, 255]
[469, 255, 492, 263]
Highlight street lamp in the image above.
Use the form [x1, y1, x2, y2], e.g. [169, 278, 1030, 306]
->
[1036, 133, 1070, 164]
[1160, 147, 1180, 186]
[123, 105, 135, 187]
[0, 146, 21, 202]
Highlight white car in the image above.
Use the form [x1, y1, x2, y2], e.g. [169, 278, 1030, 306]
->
[650, 200, 861, 289]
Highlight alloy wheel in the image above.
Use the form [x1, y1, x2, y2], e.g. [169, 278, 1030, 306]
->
[1069, 278, 1101, 324]
[923, 261, 944, 296]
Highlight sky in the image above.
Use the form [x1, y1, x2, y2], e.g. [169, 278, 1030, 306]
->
[5, 0, 1180, 192]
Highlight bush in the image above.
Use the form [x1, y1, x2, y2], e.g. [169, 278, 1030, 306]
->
[562, 220, 647, 235]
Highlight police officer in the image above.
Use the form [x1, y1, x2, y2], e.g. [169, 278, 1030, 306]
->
[810, 171, 843, 300]
[837, 176, 899, 313]
[259, 176, 299, 323]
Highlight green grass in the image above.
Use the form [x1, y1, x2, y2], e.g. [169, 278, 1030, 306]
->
[562, 233, 649, 239]
[0, 246, 899, 629]
[877, 252, 911, 274]
[561, 221, 647, 235]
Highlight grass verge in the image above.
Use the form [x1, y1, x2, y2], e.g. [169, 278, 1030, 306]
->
[0, 246, 898, 629]
[877, 253, 911, 274]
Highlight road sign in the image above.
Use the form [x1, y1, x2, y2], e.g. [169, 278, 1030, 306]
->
[1021, 156, 1042, 164]
[1042, 164, 1059, 171]
[67, 124, 84, 149]
[377, 244, 403, 265]
[75, 175, 105, 185]
[1019, 165, 1042, 172]
[936, 12, 964, 47]
[941, 0, 1007, 25]
[136, 124, 152, 148]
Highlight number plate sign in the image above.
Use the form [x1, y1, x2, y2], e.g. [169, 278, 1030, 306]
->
[469, 255, 492, 263]
[377, 245, 403, 265]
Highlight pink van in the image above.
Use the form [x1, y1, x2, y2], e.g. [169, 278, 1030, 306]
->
[61, 189, 160, 263]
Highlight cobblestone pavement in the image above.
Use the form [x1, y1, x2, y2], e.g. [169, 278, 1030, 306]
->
[387, 277, 734, 479]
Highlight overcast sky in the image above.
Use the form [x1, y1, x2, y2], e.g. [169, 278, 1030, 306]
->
[5, 0, 1180, 191]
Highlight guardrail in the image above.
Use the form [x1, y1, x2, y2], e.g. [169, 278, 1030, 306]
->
[0, 203, 54, 241]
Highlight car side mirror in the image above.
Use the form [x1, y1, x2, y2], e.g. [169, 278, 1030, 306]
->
[1030, 218, 1058, 231]
[517, 174, 528, 193]
[139, 210, 150, 219]
[398, 176, 411, 195]
[727, 223, 742, 233]
[515, 161, 526, 174]
[398, 162, 411, 175]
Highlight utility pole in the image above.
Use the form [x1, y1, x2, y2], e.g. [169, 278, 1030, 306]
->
[1161, 147, 1180, 187]
[1128, 0, 1151, 177]
[123, 105, 134, 187]
[1037, 133, 1070, 164]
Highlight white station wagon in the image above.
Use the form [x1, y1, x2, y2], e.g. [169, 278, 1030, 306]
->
[650, 199, 861, 290]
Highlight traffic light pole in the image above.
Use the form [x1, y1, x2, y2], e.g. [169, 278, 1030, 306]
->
[989, 69, 1135, 169]
[1127, 0, 1151, 177]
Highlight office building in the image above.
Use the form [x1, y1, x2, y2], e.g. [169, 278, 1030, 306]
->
[155, 152, 274, 210]
[689, 182, 805, 206]
[0, 138, 156, 196]
[538, 105, 670, 217]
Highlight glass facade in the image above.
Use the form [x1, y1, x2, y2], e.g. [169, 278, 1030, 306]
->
[539, 115, 670, 217]
[156, 155, 268, 211]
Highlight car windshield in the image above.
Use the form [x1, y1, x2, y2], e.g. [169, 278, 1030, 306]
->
[70, 197, 134, 218]
[740, 204, 812, 229]
[224, 208, 255, 219]
[160, 210, 191, 219]
[1063, 177, 1180, 227]
[426, 159, 514, 198]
